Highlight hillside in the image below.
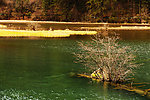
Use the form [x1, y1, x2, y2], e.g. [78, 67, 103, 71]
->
[0, 0, 150, 23]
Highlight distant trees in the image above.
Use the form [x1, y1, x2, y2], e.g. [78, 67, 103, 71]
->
[0, 0, 36, 20]
[42, 0, 53, 20]
[13, 0, 36, 19]
[0, 0, 6, 7]
[0, 0, 11, 19]
[56, 0, 87, 21]
[41, 0, 88, 21]
[0, 0, 149, 23]
[40, 0, 149, 22]
[139, 0, 150, 22]
[86, 0, 117, 22]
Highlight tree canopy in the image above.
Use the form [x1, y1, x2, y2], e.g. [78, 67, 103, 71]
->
[0, 0, 149, 23]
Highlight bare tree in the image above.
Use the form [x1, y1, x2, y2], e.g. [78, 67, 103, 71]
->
[74, 30, 140, 83]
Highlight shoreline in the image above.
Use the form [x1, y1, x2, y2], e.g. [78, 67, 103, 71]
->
[0, 20, 150, 26]
[0, 20, 150, 38]
[81, 26, 150, 31]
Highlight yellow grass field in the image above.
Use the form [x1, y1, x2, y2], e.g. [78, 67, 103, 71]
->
[0, 20, 149, 38]
[0, 24, 7, 28]
[0, 29, 97, 38]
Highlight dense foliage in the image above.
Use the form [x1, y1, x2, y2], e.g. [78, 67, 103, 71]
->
[0, 0, 150, 23]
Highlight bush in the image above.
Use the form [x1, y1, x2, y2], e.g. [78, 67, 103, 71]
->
[74, 30, 140, 83]
[27, 23, 41, 31]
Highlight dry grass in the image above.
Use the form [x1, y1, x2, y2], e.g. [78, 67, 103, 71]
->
[81, 26, 150, 30]
[0, 29, 97, 37]
[0, 24, 7, 28]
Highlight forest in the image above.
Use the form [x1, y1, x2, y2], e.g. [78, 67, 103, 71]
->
[0, 0, 150, 23]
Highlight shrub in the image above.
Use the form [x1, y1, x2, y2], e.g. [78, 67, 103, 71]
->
[27, 23, 41, 31]
[74, 30, 140, 83]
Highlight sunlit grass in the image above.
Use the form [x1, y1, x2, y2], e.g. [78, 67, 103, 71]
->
[0, 29, 97, 37]
[0, 24, 7, 28]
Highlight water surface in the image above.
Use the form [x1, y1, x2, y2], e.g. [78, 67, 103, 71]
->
[0, 36, 149, 99]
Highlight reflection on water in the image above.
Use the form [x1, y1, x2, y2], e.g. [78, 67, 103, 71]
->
[0, 31, 149, 100]
[116, 30, 150, 40]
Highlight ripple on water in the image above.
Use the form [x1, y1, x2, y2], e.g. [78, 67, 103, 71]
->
[0, 89, 47, 100]
[0, 87, 147, 100]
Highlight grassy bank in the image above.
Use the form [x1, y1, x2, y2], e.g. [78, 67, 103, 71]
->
[0, 29, 97, 38]
[0, 20, 150, 31]
[0, 20, 150, 38]
[81, 26, 150, 30]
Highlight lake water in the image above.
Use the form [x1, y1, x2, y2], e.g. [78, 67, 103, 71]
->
[0, 35, 149, 99]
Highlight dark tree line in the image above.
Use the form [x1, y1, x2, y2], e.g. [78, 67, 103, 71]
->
[0, 0, 150, 23]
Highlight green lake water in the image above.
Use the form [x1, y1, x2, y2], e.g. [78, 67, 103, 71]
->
[0, 35, 150, 100]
